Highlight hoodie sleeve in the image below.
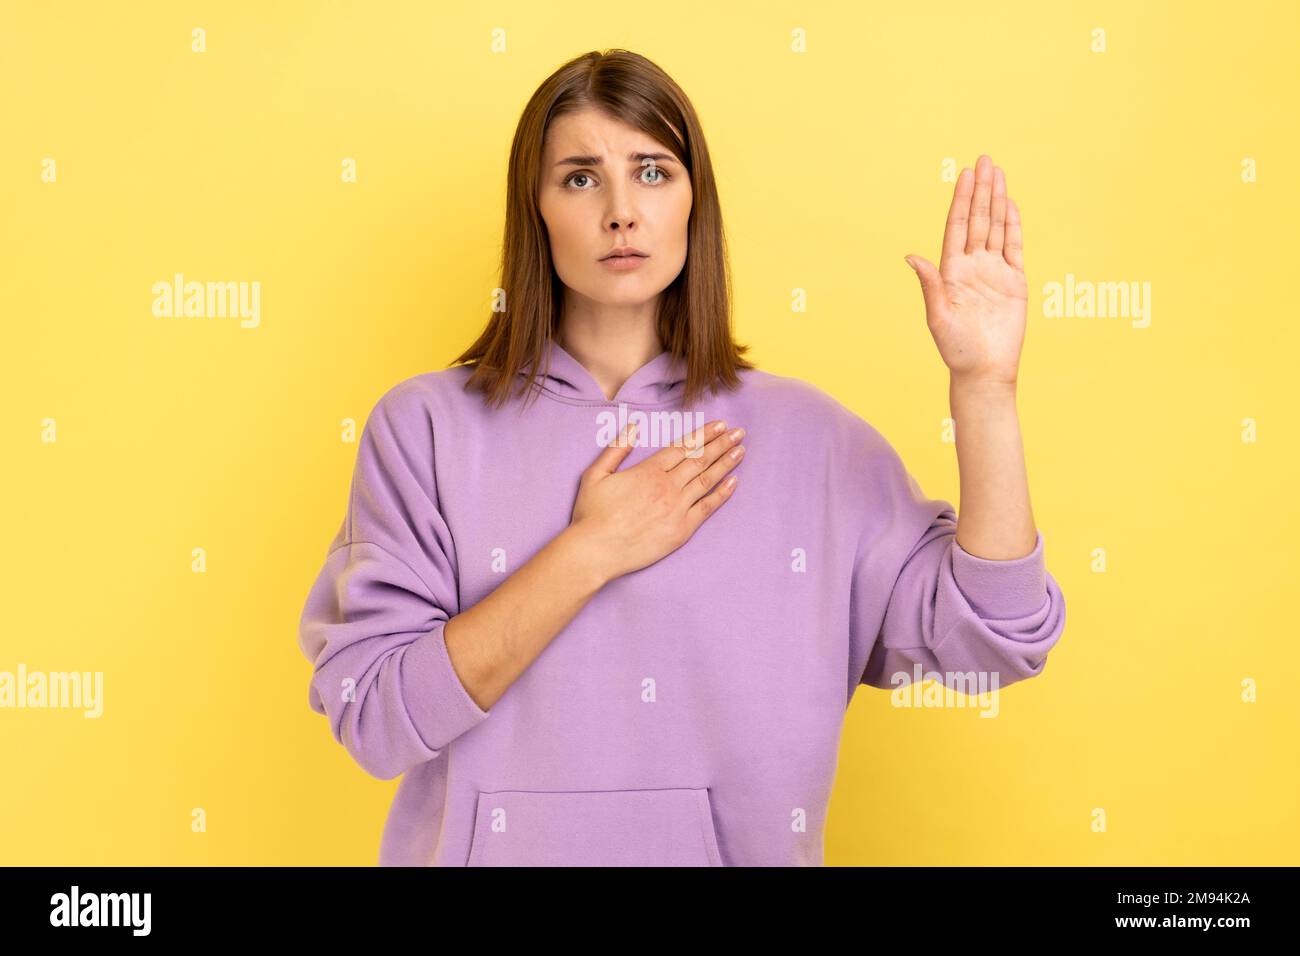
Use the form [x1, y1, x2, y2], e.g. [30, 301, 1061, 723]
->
[849, 421, 1066, 693]
[298, 381, 490, 780]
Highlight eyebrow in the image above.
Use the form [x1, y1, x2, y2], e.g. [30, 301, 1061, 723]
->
[554, 151, 679, 168]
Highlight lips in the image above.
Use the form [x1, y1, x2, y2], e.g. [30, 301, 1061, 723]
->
[601, 249, 648, 260]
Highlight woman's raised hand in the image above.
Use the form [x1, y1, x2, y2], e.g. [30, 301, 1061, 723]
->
[904, 153, 1029, 390]
[569, 419, 745, 583]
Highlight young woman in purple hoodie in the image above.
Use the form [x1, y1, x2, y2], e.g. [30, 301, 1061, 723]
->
[298, 48, 1066, 866]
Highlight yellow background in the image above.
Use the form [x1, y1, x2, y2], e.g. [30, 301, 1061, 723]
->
[3, 0, 1296, 865]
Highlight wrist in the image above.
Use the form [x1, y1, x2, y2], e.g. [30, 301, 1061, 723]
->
[949, 374, 1018, 404]
[555, 523, 617, 594]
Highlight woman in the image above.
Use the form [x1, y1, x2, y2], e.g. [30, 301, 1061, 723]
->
[298, 49, 1066, 866]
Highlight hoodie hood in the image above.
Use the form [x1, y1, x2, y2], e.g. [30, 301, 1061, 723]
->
[518, 339, 688, 406]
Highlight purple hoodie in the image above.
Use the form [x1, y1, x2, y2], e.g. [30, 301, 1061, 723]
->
[298, 340, 1066, 866]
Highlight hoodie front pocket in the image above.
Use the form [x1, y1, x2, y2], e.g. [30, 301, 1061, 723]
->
[466, 786, 723, 867]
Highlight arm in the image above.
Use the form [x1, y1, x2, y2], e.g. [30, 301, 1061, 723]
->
[443, 524, 607, 712]
[852, 425, 1064, 693]
[299, 387, 738, 779]
[854, 154, 1065, 691]
[299, 384, 615, 779]
[950, 379, 1036, 559]
[905, 153, 1042, 563]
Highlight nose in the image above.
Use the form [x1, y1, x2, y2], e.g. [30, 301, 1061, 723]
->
[605, 178, 636, 232]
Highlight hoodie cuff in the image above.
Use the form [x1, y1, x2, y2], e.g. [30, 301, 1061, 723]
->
[950, 530, 1049, 620]
[402, 621, 491, 751]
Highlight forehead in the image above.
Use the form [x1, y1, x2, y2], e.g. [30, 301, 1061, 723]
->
[543, 109, 674, 158]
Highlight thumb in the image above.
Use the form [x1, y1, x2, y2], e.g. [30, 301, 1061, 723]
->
[904, 255, 943, 311]
[588, 421, 639, 478]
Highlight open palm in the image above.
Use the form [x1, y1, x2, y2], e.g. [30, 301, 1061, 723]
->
[905, 154, 1028, 388]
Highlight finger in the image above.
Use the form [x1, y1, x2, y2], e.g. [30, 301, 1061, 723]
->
[650, 419, 727, 471]
[940, 167, 974, 262]
[965, 154, 993, 251]
[1004, 196, 1024, 271]
[587, 420, 640, 477]
[684, 472, 738, 530]
[671, 426, 745, 491]
[987, 165, 1007, 253]
[904, 255, 944, 316]
[680, 435, 745, 502]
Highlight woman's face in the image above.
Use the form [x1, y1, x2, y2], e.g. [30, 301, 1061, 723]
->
[537, 108, 692, 312]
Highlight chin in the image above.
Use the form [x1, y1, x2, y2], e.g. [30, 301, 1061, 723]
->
[598, 289, 661, 307]
[582, 277, 661, 302]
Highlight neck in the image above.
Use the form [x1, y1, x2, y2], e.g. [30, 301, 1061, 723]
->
[556, 299, 664, 402]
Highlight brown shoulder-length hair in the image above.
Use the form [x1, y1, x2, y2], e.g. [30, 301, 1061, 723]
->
[451, 48, 755, 411]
